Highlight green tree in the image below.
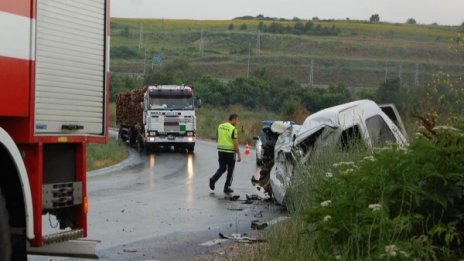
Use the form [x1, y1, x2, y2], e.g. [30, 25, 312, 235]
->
[120, 26, 130, 37]
[406, 18, 417, 24]
[240, 23, 247, 30]
[369, 14, 380, 23]
[376, 78, 401, 104]
[144, 58, 191, 86]
[294, 21, 305, 33]
[193, 76, 228, 106]
[228, 23, 234, 30]
[304, 20, 314, 32]
[110, 46, 138, 59]
[110, 74, 143, 101]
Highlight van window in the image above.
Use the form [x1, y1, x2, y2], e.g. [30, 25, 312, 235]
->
[365, 115, 395, 147]
[338, 125, 364, 151]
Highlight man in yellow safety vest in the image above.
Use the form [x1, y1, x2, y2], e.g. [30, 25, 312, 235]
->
[209, 113, 241, 194]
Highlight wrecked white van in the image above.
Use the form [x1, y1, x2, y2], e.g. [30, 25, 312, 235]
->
[267, 100, 408, 205]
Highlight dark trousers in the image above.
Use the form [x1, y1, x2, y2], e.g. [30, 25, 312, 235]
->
[211, 151, 236, 190]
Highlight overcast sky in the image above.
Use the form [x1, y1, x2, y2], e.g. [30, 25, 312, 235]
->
[111, 0, 464, 26]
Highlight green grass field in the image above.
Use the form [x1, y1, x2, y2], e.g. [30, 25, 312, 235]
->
[110, 18, 463, 89]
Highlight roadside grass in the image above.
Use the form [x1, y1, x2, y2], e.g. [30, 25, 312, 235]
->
[247, 119, 464, 260]
[196, 105, 282, 144]
[109, 102, 116, 128]
[86, 138, 128, 171]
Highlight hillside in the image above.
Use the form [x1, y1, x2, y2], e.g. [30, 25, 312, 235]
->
[110, 17, 463, 90]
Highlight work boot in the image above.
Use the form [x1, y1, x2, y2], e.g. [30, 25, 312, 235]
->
[209, 178, 215, 190]
[224, 188, 234, 194]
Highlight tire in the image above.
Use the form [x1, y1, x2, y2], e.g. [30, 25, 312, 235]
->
[118, 126, 124, 142]
[187, 145, 195, 153]
[0, 187, 11, 261]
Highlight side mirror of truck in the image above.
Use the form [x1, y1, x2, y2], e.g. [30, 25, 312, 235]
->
[196, 97, 202, 109]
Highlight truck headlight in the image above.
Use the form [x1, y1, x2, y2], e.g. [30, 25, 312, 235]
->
[188, 137, 194, 142]
[186, 131, 194, 137]
[148, 137, 155, 142]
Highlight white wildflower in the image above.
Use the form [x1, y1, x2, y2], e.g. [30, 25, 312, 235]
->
[332, 161, 355, 168]
[368, 203, 382, 212]
[325, 172, 333, 178]
[433, 125, 459, 132]
[323, 215, 331, 222]
[335, 255, 341, 260]
[363, 155, 376, 162]
[320, 200, 332, 207]
[343, 168, 355, 174]
[385, 244, 398, 257]
[374, 147, 391, 153]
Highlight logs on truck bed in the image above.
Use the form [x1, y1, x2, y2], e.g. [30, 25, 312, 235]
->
[116, 86, 148, 129]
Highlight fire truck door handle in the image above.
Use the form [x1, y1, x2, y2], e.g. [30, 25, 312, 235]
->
[62, 124, 84, 130]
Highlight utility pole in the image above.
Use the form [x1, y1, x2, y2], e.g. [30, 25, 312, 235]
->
[139, 23, 144, 50]
[414, 63, 419, 87]
[247, 45, 251, 78]
[308, 59, 314, 87]
[256, 30, 261, 55]
[143, 48, 147, 75]
[200, 29, 204, 55]
[384, 59, 388, 83]
[398, 63, 403, 86]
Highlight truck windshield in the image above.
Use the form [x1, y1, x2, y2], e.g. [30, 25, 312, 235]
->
[149, 97, 194, 110]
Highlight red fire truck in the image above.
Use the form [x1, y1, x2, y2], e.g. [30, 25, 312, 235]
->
[0, 0, 110, 259]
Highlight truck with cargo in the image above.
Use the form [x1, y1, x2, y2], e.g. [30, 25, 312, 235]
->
[0, 0, 110, 259]
[116, 85, 198, 153]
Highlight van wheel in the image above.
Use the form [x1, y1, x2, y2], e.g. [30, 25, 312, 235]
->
[0, 187, 12, 261]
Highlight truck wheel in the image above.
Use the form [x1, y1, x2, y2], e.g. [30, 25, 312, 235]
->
[144, 143, 151, 154]
[187, 145, 195, 153]
[128, 129, 137, 146]
[0, 187, 12, 261]
[118, 126, 124, 142]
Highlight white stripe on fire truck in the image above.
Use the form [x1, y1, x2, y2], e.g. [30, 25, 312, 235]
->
[0, 11, 35, 61]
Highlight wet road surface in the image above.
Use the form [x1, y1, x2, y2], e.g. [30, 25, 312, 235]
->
[30, 140, 287, 260]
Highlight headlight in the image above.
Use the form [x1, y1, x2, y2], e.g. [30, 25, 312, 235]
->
[188, 137, 194, 142]
[148, 137, 155, 142]
[186, 131, 194, 137]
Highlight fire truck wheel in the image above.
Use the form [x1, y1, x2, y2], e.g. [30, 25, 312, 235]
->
[0, 187, 12, 261]
[187, 145, 195, 153]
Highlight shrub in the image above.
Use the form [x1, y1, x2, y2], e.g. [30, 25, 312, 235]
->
[301, 120, 464, 260]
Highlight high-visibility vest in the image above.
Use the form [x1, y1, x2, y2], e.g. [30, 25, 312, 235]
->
[217, 122, 237, 153]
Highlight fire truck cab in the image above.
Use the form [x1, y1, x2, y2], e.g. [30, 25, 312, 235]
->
[0, 0, 110, 259]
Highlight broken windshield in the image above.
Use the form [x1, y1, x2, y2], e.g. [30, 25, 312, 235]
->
[149, 97, 194, 110]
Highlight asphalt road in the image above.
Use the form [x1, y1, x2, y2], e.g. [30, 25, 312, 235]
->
[30, 139, 287, 261]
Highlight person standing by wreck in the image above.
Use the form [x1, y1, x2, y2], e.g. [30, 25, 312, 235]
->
[209, 113, 241, 194]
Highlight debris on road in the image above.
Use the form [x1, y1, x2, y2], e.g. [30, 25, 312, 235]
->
[218, 233, 265, 243]
[123, 249, 138, 253]
[227, 207, 244, 211]
[251, 220, 268, 230]
[223, 195, 240, 201]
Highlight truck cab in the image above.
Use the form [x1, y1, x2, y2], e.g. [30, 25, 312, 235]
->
[142, 85, 197, 153]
